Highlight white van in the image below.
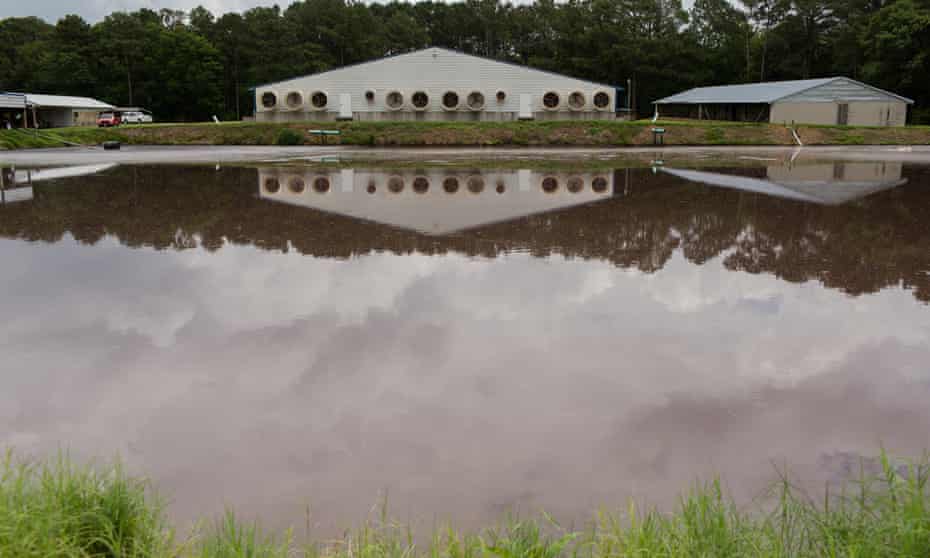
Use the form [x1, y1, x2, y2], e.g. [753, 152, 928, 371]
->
[121, 110, 153, 124]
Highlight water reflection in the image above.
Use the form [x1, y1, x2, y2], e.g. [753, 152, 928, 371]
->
[1, 158, 930, 533]
[1, 164, 118, 205]
[661, 161, 906, 205]
[258, 168, 613, 234]
[1, 162, 927, 301]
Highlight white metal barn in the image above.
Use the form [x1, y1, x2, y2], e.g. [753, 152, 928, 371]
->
[257, 167, 614, 235]
[27, 94, 115, 127]
[253, 47, 623, 122]
[1, 92, 114, 128]
[654, 78, 913, 126]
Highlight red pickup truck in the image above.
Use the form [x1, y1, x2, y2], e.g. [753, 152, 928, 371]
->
[96, 112, 120, 127]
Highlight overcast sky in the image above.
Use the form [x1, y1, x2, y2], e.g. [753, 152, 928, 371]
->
[3, 0, 299, 23]
[5, 0, 535, 25]
[4, 0, 699, 25]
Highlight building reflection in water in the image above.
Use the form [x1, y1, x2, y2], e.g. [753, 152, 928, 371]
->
[661, 161, 906, 205]
[257, 168, 614, 235]
[1, 160, 926, 301]
[1, 163, 118, 205]
[2, 159, 929, 535]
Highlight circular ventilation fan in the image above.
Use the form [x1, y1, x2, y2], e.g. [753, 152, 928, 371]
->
[261, 92, 277, 109]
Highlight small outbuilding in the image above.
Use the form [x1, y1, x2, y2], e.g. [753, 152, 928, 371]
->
[0, 92, 114, 128]
[253, 47, 626, 122]
[653, 78, 913, 126]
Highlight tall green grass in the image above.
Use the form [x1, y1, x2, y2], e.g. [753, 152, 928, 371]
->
[0, 449, 173, 558]
[1, 449, 928, 557]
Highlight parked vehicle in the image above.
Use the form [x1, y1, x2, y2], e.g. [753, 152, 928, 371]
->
[120, 110, 153, 124]
[96, 112, 120, 127]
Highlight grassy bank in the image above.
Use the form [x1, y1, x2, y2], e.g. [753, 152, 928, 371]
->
[2, 450, 929, 557]
[2, 119, 930, 150]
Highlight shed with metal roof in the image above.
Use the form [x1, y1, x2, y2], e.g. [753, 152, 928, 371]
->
[0, 92, 115, 128]
[653, 78, 913, 126]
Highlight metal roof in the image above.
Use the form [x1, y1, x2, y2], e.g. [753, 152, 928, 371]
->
[26, 93, 115, 110]
[654, 79, 834, 104]
[1, 92, 115, 110]
[654, 77, 914, 105]
[0, 92, 27, 110]
[660, 167, 906, 206]
[251, 47, 625, 92]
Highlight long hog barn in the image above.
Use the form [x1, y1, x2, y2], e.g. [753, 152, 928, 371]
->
[253, 47, 626, 122]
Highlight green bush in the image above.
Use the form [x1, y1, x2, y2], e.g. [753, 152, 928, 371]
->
[911, 107, 930, 126]
[275, 128, 303, 146]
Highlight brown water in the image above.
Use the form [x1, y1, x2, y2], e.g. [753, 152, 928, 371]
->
[1, 158, 929, 533]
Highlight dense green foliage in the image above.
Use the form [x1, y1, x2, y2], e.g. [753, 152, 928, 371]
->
[1, 450, 929, 557]
[276, 127, 305, 145]
[1, 0, 928, 123]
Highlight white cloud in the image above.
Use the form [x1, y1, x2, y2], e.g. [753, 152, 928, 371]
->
[1, 234, 928, 532]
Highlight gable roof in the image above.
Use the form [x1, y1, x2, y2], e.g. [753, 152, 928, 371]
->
[252, 47, 624, 91]
[654, 77, 913, 105]
[0, 92, 27, 109]
[2, 92, 115, 110]
[660, 167, 906, 206]
[25, 94, 115, 110]
[259, 169, 612, 235]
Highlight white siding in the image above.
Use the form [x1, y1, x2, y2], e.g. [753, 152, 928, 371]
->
[257, 167, 614, 235]
[255, 48, 616, 121]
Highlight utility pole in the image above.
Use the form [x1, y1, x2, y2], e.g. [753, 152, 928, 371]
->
[631, 77, 636, 119]
[234, 51, 241, 120]
[627, 78, 632, 111]
[125, 53, 133, 105]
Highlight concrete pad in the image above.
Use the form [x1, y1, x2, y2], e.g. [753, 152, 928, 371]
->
[2, 144, 930, 167]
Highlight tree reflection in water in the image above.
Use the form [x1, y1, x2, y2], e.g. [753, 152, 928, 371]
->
[0, 163, 928, 302]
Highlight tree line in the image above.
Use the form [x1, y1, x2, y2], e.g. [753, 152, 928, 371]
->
[1, 0, 928, 123]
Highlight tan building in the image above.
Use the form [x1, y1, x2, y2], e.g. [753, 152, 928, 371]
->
[661, 160, 906, 205]
[653, 78, 913, 126]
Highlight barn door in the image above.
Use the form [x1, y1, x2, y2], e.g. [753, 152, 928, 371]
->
[519, 94, 533, 120]
[338, 93, 352, 120]
[837, 103, 849, 125]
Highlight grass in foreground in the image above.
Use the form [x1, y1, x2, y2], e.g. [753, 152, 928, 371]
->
[1, 450, 929, 557]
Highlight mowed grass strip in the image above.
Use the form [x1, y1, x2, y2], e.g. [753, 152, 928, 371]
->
[3, 119, 930, 150]
[2, 449, 929, 557]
